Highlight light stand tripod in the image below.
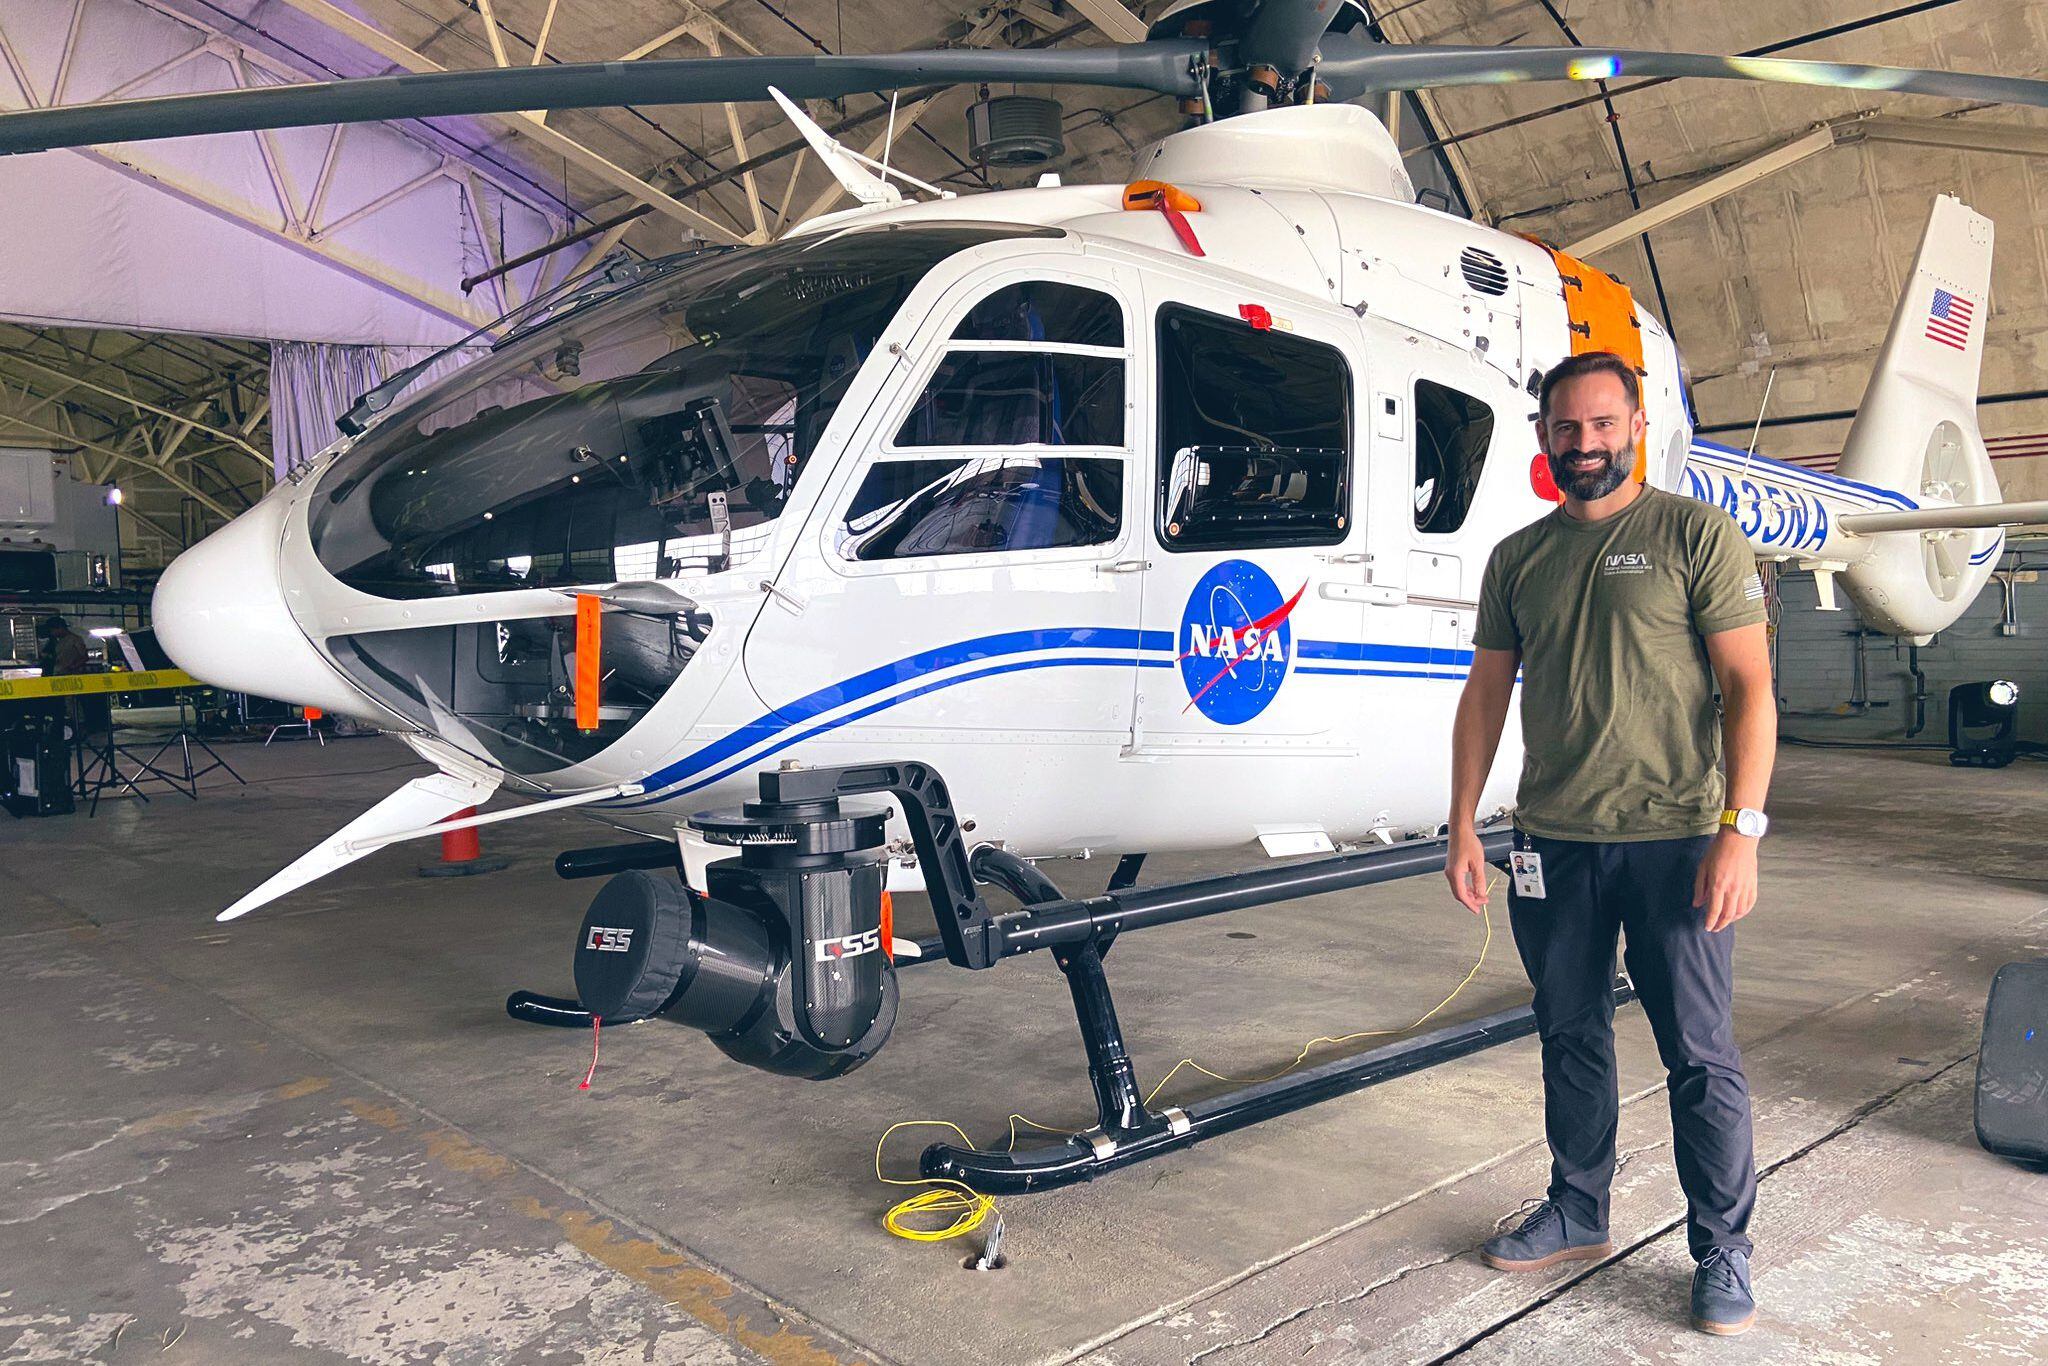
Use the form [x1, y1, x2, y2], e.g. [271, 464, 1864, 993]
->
[77, 689, 245, 815]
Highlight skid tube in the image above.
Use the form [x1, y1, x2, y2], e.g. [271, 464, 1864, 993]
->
[925, 831, 1637, 1194]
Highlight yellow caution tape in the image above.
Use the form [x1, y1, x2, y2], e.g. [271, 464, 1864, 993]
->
[0, 668, 201, 701]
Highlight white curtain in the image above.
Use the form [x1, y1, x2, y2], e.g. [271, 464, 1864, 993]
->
[268, 342, 486, 479]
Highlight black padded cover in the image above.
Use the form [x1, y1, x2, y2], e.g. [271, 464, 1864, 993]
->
[1977, 960, 2048, 1163]
[573, 871, 692, 1022]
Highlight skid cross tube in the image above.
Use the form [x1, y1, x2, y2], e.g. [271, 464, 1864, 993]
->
[920, 827, 1626, 1193]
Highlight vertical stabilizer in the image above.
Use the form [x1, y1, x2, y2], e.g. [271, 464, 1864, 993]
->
[1833, 195, 2002, 636]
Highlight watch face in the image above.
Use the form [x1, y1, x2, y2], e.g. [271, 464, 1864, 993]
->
[1736, 809, 1767, 838]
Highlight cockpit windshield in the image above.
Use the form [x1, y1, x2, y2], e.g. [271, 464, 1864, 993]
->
[302, 222, 1050, 778]
[310, 222, 1052, 600]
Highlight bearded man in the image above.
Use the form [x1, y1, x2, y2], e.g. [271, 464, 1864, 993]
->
[1443, 350, 1778, 1336]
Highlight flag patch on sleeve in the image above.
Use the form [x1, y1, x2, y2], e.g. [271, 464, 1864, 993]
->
[1743, 573, 1766, 601]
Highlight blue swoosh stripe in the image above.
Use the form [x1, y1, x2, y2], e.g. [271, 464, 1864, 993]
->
[1298, 640, 1473, 666]
[631, 627, 1172, 798]
[638, 655, 1177, 803]
[1689, 441, 1917, 511]
[625, 629, 1472, 807]
[1298, 666, 1470, 680]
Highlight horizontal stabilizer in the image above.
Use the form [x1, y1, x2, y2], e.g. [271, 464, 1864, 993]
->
[1839, 500, 2048, 536]
[218, 769, 499, 922]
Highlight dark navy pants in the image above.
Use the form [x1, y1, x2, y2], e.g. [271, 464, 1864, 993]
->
[1506, 831, 1757, 1260]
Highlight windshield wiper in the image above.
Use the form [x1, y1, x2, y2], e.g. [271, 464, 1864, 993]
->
[334, 245, 734, 437]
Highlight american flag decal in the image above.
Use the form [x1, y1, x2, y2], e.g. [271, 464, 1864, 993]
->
[1925, 287, 1974, 351]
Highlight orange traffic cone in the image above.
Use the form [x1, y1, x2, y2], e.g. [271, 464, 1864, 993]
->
[418, 805, 510, 877]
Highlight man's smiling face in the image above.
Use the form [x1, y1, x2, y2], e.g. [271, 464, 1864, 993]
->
[1536, 371, 1646, 502]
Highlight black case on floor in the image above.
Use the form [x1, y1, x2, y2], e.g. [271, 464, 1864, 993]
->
[1976, 961, 2048, 1163]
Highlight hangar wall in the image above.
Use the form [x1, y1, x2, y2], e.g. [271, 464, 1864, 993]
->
[1774, 567, 2048, 746]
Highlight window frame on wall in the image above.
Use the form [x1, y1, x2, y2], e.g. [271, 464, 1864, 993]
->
[1410, 377, 1497, 538]
[1153, 302, 1354, 554]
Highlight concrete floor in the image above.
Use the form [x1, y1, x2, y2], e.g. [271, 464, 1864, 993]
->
[3, 735, 2046, 1365]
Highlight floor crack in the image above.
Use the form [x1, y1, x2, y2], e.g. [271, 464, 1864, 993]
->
[1422, 1050, 1978, 1364]
[1186, 1248, 1471, 1366]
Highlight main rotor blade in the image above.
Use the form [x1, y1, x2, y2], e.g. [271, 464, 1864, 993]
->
[0, 43, 1204, 156]
[1318, 36, 2048, 110]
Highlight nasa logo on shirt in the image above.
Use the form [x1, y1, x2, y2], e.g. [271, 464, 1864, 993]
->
[1177, 559, 1306, 725]
[1602, 552, 1652, 576]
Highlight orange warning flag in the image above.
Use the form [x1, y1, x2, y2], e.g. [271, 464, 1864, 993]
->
[575, 594, 601, 731]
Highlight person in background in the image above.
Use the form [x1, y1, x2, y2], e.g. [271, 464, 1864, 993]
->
[36, 615, 89, 676]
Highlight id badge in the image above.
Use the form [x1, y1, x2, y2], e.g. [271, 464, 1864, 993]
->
[1510, 850, 1547, 900]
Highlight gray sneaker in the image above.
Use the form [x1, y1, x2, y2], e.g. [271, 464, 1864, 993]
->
[1480, 1198, 1614, 1272]
[1691, 1247, 1757, 1335]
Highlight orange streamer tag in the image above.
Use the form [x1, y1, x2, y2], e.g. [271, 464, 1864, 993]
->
[574, 594, 601, 732]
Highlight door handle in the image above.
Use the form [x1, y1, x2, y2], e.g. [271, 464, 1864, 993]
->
[1321, 582, 1408, 606]
[1317, 552, 1371, 565]
[1097, 560, 1151, 574]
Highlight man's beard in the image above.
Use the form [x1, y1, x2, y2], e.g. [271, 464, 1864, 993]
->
[1548, 445, 1632, 501]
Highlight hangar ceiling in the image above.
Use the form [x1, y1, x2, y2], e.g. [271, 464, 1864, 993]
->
[2, 0, 2043, 574]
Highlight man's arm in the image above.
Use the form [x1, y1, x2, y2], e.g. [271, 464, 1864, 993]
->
[1697, 621, 1776, 932]
[1445, 645, 1520, 914]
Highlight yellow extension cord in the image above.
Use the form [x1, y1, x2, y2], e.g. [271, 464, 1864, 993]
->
[875, 886, 1498, 1244]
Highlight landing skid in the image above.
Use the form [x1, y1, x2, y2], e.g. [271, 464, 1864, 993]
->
[528, 763, 1625, 1194]
[936, 834, 1634, 1193]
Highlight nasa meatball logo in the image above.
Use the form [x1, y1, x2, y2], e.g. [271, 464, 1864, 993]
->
[1177, 560, 1307, 724]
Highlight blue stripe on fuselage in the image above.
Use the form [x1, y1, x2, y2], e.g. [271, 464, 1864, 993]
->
[619, 627, 1468, 804]
[1688, 440, 1918, 511]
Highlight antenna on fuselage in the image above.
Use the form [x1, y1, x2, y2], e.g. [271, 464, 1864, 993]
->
[1736, 365, 1777, 480]
[766, 86, 953, 209]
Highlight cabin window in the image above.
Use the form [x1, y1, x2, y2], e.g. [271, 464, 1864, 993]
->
[1155, 304, 1350, 550]
[953, 281, 1123, 346]
[837, 456, 1123, 561]
[893, 281, 1126, 448]
[1412, 380, 1494, 535]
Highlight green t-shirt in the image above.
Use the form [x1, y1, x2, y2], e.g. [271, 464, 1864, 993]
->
[1473, 484, 1767, 841]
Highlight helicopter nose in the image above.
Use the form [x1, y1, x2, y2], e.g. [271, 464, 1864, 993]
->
[152, 492, 371, 717]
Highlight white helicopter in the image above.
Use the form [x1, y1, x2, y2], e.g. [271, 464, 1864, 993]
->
[143, 113, 2040, 920]
[14, 0, 2048, 1183]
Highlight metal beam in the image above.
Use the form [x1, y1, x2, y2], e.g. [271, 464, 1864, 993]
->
[120, 502, 189, 551]
[473, 0, 512, 68]
[279, 0, 743, 243]
[1567, 114, 2048, 257]
[1567, 126, 1838, 257]
[0, 411, 234, 517]
[1853, 114, 2048, 158]
[0, 354, 269, 469]
[1065, 0, 1150, 44]
[704, 30, 767, 241]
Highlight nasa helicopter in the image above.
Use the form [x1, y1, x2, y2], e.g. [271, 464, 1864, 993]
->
[12, 0, 2048, 1191]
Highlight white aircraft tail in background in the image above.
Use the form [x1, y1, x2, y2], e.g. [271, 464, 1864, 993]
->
[1684, 194, 2048, 637]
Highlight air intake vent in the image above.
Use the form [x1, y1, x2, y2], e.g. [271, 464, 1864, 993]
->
[1459, 247, 1510, 296]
